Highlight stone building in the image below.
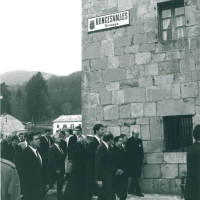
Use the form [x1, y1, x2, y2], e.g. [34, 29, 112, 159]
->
[82, 0, 200, 194]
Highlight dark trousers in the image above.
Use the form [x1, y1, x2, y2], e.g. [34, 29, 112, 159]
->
[85, 178, 98, 200]
[113, 175, 128, 200]
[98, 179, 116, 200]
[128, 176, 142, 195]
[22, 195, 44, 200]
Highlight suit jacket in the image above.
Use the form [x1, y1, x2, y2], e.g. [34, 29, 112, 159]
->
[95, 143, 114, 182]
[68, 134, 78, 160]
[48, 144, 65, 175]
[18, 140, 28, 150]
[19, 146, 44, 198]
[3, 144, 22, 168]
[185, 141, 200, 200]
[125, 137, 144, 177]
[86, 137, 100, 179]
[59, 139, 67, 159]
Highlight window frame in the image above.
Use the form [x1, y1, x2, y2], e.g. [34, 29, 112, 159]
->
[158, 0, 185, 41]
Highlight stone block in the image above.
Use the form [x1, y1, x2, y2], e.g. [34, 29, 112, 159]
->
[136, 118, 149, 125]
[82, 60, 90, 72]
[146, 84, 180, 101]
[89, 83, 106, 93]
[163, 153, 187, 164]
[158, 60, 180, 75]
[145, 153, 164, 164]
[144, 63, 158, 76]
[82, 107, 96, 123]
[180, 59, 195, 72]
[195, 97, 200, 105]
[103, 68, 126, 82]
[114, 47, 125, 56]
[104, 105, 119, 120]
[119, 104, 131, 119]
[118, 0, 133, 10]
[124, 119, 136, 126]
[114, 36, 132, 48]
[143, 164, 161, 178]
[144, 103, 156, 117]
[161, 164, 178, 179]
[131, 103, 143, 118]
[153, 179, 169, 194]
[106, 82, 119, 91]
[192, 71, 200, 81]
[185, 5, 200, 26]
[126, 24, 144, 35]
[96, 106, 104, 121]
[139, 179, 154, 193]
[148, 140, 163, 152]
[181, 82, 198, 98]
[86, 42, 101, 59]
[178, 164, 187, 178]
[133, 34, 148, 45]
[143, 141, 148, 153]
[154, 74, 174, 85]
[88, 71, 103, 83]
[124, 88, 146, 103]
[107, 126, 120, 136]
[152, 53, 165, 62]
[120, 126, 130, 135]
[119, 54, 135, 67]
[140, 43, 155, 53]
[107, 0, 117, 8]
[126, 65, 144, 79]
[112, 90, 124, 104]
[174, 72, 192, 83]
[141, 125, 150, 140]
[92, 31, 107, 42]
[137, 4, 148, 18]
[150, 117, 163, 140]
[90, 57, 107, 71]
[125, 45, 139, 54]
[139, 77, 153, 87]
[193, 114, 200, 127]
[100, 91, 112, 105]
[196, 106, 200, 114]
[147, 31, 158, 43]
[120, 79, 139, 89]
[101, 40, 114, 57]
[107, 56, 119, 69]
[130, 125, 140, 137]
[82, 93, 99, 107]
[166, 51, 180, 60]
[135, 52, 152, 65]
[144, 15, 158, 32]
[157, 99, 195, 116]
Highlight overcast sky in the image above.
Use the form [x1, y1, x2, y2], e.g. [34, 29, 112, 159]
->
[0, 0, 81, 76]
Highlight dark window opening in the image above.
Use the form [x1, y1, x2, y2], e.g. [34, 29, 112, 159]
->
[158, 0, 185, 41]
[57, 125, 59, 128]
[164, 115, 193, 152]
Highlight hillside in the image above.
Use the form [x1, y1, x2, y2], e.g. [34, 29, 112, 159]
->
[0, 70, 53, 85]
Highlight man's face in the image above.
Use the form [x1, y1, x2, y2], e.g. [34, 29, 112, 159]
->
[74, 129, 81, 136]
[19, 135, 24, 140]
[123, 136, 128, 144]
[46, 131, 51, 136]
[54, 135, 61, 144]
[6, 135, 12, 143]
[96, 127, 104, 137]
[12, 139, 18, 146]
[116, 138, 123, 148]
[30, 135, 40, 149]
[133, 131, 139, 139]
[60, 133, 65, 139]
[108, 138, 114, 147]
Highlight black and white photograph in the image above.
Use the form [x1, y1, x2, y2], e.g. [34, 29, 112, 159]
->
[1, 0, 200, 200]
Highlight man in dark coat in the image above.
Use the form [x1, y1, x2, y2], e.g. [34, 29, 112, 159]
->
[59, 131, 67, 159]
[125, 130, 144, 197]
[64, 137, 88, 200]
[48, 134, 65, 200]
[85, 124, 104, 200]
[111, 136, 128, 200]
[95, 132, 116, 200]
[19, 132, 48, 200]
[185, 124, 200, 200]
[2, 135, 22, 169]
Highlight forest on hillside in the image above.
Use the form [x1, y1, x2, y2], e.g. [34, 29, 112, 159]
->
[1, 71, 82, 123]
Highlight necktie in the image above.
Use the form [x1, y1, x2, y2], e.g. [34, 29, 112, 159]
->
[36, 150, 42, 167]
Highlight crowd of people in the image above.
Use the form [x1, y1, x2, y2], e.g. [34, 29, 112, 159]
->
[1, 124, 200, 200]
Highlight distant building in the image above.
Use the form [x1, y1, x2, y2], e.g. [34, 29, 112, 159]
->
[0, 113, 25, 137]
[52, 115, 82, 133]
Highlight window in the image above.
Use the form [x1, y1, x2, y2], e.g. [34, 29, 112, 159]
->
[57, 125, 59, 128]
[164, 115, 193, 152]
[70, 124, 74, 129]
[158, 0, 185, 41]
[79, 124, 81, 127]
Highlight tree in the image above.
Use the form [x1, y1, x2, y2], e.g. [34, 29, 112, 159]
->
[1, 82, 11, 114]
[25, 72, 50, 122]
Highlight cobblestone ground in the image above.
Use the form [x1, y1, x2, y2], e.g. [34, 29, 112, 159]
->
[46, 183, 183, 200]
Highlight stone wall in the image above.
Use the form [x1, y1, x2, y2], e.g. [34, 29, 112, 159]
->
[82, 0, 200, 194]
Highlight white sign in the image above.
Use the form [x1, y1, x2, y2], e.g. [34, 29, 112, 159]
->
[88, 11, 130, 33]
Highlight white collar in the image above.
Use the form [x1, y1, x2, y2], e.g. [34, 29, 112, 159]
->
[54, 143, 60, 149]
[95, 135, 101, 144]
[102, 141, 109, 150]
